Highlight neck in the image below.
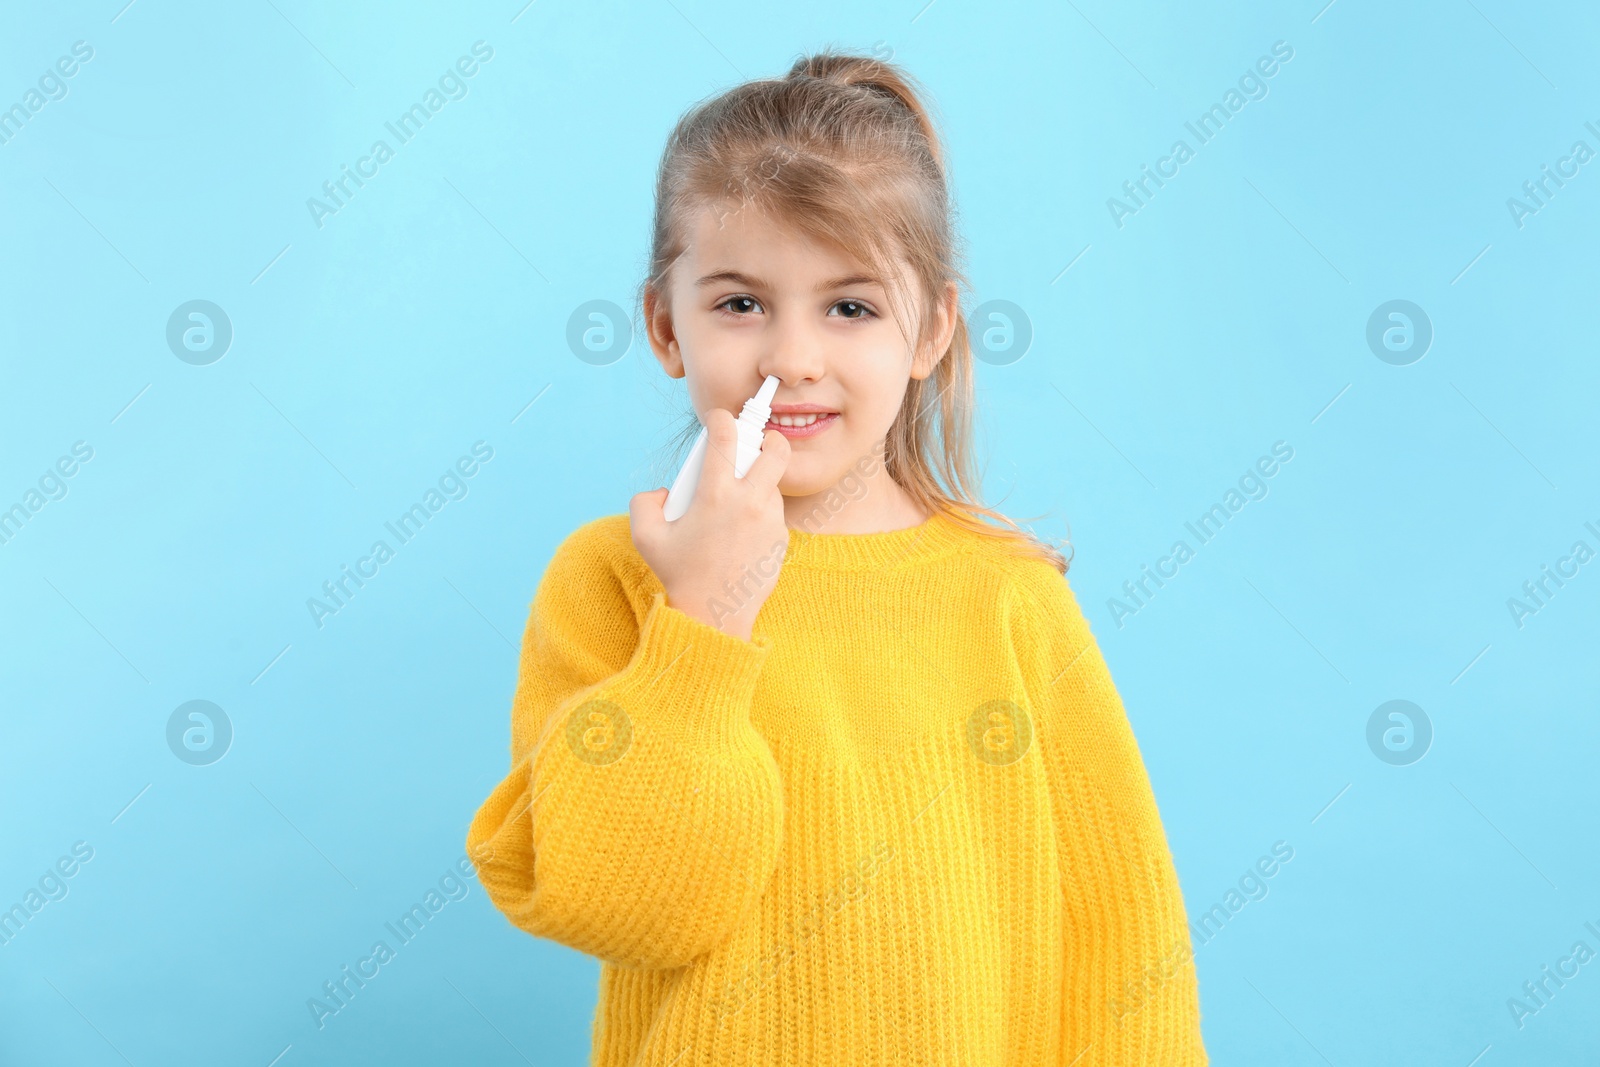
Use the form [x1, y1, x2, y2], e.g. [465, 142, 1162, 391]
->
[782, 443, 929, 535]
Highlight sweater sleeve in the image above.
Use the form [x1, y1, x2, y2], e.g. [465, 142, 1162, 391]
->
[1005, 567, 1209, 1066]
[465, 520, 786, 971]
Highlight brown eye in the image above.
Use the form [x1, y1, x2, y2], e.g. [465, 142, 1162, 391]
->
[717, 296, 760, 315]
[831, 300, 875, 320]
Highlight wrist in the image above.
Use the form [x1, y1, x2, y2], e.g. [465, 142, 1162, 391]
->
[664, 588, 757, 642]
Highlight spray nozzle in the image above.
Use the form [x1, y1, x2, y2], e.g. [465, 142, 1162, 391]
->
[742, 375, 781, 422]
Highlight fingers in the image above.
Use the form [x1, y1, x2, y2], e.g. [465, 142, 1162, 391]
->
[629, 487, 669, 544]
[742, 427, 791, 493]
[697, 408, 742, 487]
[696, 407, 788, 495]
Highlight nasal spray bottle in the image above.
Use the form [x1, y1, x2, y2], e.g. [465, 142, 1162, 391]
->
[663, 375, 780, 522]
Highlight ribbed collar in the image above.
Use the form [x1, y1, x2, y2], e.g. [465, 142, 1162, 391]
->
[781, 504, 977, 571]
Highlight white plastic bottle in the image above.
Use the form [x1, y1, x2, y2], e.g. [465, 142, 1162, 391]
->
[663, 375, 780, 522]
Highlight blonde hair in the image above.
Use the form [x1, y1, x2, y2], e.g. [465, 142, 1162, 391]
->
[637, 48, 1071, 574]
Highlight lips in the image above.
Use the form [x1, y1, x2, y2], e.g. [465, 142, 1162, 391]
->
[766, 412, 839, 439]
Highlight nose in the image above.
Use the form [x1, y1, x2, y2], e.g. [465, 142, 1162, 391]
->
[757, 310, 826, 390]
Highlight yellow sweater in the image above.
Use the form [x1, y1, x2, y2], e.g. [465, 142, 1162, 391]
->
[465, 506, 1208, 1065]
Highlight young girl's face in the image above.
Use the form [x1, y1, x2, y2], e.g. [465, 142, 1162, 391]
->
[647, 201, 955, 501]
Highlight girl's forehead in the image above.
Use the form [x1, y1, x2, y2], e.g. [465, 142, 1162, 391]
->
[679, 204, 909, 290]
[686, 200, 831, 253]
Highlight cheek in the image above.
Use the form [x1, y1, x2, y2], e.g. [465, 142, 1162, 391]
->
[847, 358, 913, 427]
[680, 330, 746, 410]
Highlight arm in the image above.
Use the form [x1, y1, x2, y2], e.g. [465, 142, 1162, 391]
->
[466, 522, 785, 971]
[1006, 569, 1208, 1066]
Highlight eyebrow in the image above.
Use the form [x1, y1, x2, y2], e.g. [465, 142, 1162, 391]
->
[694, 269, 884, 292]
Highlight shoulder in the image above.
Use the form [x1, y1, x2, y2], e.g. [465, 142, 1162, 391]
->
[537, 512, 656, 607]
[921, 508, 1095, 654]
[981, 551, 1127, 730]
[979, 547, 1097, 669]
[554, 511, 638, 562]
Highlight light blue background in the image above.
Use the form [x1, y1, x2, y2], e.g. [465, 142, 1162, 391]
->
[3, 1, 1597, 1063]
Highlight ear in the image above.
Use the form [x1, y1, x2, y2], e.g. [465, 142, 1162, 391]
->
[910, 280, 959, 381]
[643, 281, 685, 379]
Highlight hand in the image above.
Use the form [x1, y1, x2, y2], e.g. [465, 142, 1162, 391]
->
[630, 408, 792, 642]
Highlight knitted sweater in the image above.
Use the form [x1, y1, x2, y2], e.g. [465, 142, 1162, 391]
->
[465, 506, 1208, 1066]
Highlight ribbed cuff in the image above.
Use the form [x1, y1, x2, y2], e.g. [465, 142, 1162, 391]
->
[609, 592, 774, 755]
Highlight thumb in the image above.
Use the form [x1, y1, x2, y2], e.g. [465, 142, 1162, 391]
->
[629, 487, 670, 539]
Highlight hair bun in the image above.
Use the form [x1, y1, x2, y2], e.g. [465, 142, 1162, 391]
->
[786, 50, 942, 167]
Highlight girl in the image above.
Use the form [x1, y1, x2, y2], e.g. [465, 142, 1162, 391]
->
[467, 49, 1208, 1066]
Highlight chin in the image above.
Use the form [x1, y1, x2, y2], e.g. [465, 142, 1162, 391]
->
[778, 470, 835, 499]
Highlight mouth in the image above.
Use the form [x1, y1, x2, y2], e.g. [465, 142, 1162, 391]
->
[766, 412, 839, 439]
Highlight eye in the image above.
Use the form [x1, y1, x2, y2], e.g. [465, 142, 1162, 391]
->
[715, 295, 762, 317]
[830, 299, 877, 320]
